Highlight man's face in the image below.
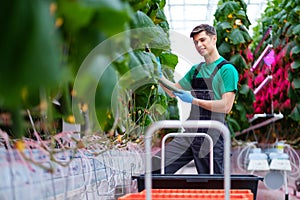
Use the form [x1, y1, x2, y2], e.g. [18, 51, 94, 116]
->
[193, 31, 216, 57]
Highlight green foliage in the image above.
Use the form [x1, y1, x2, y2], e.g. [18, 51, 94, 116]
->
[214, 0, 255, 135]
[0, 0, 70, 138]
[0, 0, 179, 140]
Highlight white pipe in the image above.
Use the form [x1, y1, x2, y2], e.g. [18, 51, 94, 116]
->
[145, 120, 231, 200]
[235, 113, 283, 136]
[161, 133, 214, 175]
[251, 44, 273, 72]
[254, 75, 273, 95]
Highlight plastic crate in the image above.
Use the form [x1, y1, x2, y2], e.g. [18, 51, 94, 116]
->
[132, 174, 262, 200]
[140, 189, 253, 200]
[118, 192, 251, 200]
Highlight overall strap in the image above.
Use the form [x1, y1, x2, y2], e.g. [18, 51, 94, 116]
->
[193, 62, 205, 79]
[210, 60, 231, 77]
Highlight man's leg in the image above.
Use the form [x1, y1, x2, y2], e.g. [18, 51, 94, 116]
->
[192, 134, 224, 174]
[152, 136, 194, 174]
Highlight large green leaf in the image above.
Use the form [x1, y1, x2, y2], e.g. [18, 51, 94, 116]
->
[217, 21, 232, 30]
[235, 10, 246, 18]
[57, 0, 132, 36]
[0, 0, 68, 137]
[226, 116, 241, 132]
[130, 11, 170, 50]
[291, 60, 300, 70]
[56, 0, 95, 33]
[131, 10, 155, 28]
[135, 50, 155, 75]
[117, 50, 154, 90]
[0, 0, 64, 106]
[95, 65, 118, 131]
[229, 54, 248, 72]
[229, 28, 245, 45]
[218, 41, 231, 55]
[159, 52, 178, 70]
[241, 30, 252, 43]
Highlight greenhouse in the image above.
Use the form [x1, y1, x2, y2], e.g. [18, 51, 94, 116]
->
[0, 0, 300, 199]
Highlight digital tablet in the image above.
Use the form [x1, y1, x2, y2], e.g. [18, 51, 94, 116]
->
[158, 79, 182, 93]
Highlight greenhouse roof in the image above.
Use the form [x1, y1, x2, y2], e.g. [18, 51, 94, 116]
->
[165, 0, 268, 36]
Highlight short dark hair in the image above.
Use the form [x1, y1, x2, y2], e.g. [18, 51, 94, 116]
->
[190, 24, 216, 38]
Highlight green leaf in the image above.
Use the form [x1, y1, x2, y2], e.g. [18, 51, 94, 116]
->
[130, 12, 170, 50]
[229, 28, 245, 45]
[218, 41, 231, 55]
[167, 105, 179, 120]
[291, 45, 300, 59]
[95, 65, 118, 131]
[241, 30, 252, 43]
[153, 103, 166, 115]
[239, 84, 250, 95]
[235, 102, 247, 116]
[118, 50, 154, 89]
[236, 10, 246, 18]
[226, 116, 241, 132]
[293, 24, 300, 35]
[273, 9, 286, 20]
[131, 10, 156, 28]
[292, 78, 300, 89]
[0, 0, 64, 107]
[229, 54, 247, 72]
[289, 104, 300, 121]
[57, 0, 95, 33]
[135, 51, 155, 75]
[156, 7, 167, 21]
[217, 22, 232, 30]
[113, 54, 130, 75]
[160, 52, 178, 70]
[291, 60, 300, 70]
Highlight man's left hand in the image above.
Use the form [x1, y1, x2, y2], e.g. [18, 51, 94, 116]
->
[173, 90, 194, 103]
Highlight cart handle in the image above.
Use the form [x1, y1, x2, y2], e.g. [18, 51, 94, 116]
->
[145, 120, 231, 200]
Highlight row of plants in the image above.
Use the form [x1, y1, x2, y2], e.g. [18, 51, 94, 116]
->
[249, 0, 300, 144]
[213, 0, 300, 146]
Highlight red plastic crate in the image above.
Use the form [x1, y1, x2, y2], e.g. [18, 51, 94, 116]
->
[140, 189, 253, 200]
[118, 191, 252, 200]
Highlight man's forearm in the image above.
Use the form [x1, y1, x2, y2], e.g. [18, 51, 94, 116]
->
[192, 92, 235, 114]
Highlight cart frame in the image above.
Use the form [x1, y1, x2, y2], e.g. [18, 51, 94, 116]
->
[144, 120, 231, 200]
[161, 132, 214, 174]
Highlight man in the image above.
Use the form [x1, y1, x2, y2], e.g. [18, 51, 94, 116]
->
[153, 24, 239, 174]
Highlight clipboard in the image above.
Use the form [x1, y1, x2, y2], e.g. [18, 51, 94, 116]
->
[158, 79, 182, 93]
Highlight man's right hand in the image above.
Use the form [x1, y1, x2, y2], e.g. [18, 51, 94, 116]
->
[173, 90, 194, 103]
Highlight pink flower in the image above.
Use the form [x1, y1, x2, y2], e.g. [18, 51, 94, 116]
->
[281, 99, 291, 110]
